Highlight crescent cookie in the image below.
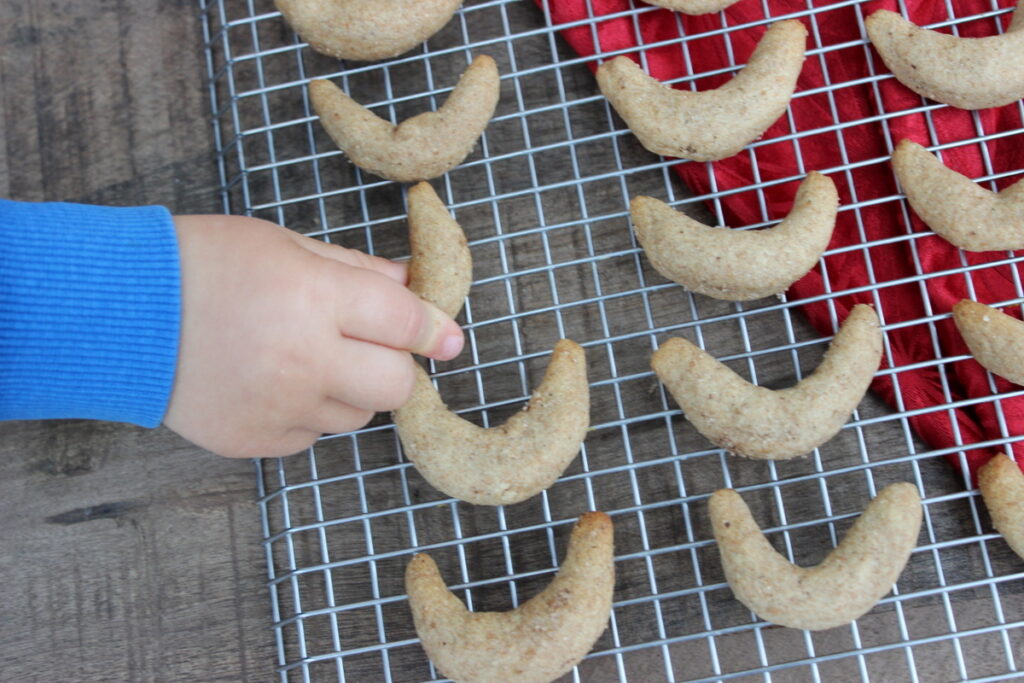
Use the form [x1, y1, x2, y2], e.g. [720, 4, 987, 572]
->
[311, 55, 500, 182]
[407, 511, 614, 683]
[631, 171, 838, 301]
[651, 305, 882, 460]
[274, 0, 462, 61]
[710, 483, 922, 630]
[595, 20, 807, 162]
[952, 299, 1024, 386]
[398, 185, 588, 505]
[891, 139, 1024, 252]
[866, 3, 1024, 110]
[394, 340, 590, 506]
[406, 182, 472, 319]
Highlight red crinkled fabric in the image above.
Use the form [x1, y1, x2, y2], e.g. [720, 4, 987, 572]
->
[536, 0, 1024, 482]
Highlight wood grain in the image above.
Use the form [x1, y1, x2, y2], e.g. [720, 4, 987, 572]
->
[1, 1, 1020, 681]
[0, 2, 275, 681]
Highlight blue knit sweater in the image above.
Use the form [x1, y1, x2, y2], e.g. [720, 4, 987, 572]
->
[0, 200, 181, 427]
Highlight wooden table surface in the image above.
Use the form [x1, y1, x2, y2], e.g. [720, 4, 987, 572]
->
[0, 2, 274, 680]
[2, 2, 1022, 682]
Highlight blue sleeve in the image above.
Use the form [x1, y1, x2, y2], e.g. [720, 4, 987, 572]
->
[0, 199, 181, 428]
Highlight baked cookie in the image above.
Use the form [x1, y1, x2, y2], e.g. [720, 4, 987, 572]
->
[595, 20, 807, 161]
[275, 0, 462, 61]
[310, 55, 499, 182]
[710, 483, 922, 630]
[651, 305, 882, 460]
[892, 139, 1024, 252]
[407, 511, 614, 683]
[978, 453, 1024, 561]
[866, 4, 1024, 110]
[407, 182, 472, 319]
[394, 340, 590, 505]
[644, 0, 742, 15]
[953, 299, 1024, 386]
[632, 171, 837, 301]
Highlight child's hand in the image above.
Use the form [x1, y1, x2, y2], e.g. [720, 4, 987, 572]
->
[163, 215, 464, 459]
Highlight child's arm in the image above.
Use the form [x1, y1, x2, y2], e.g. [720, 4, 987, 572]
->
[0, 200, 463, 459]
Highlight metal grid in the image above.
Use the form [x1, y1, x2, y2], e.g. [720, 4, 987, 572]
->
[197, 1, 1024, 680]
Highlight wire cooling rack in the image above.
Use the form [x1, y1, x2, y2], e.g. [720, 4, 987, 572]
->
[198, 1, 1024, 680]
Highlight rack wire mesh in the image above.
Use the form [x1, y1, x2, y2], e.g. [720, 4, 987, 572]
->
[197, 1, 1024, 680]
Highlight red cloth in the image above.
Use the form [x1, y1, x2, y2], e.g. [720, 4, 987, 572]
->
[538, 0, 1024, 482]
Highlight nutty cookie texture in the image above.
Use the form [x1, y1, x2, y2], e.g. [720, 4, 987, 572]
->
[953, 299, 1024, 386]
[711, 483, 922, 630]
[394, 340, 589, 506]
[275, 0, 462, 61]
[651, 305, 882, 460]
[595, 20, 806, 161]
[399, 180, 587, 506]
[406, 512, 614, 683]
[406, 182, 472, 319]
[644, 0, 742, 15]
[866, 3, 1024, 110]
[978, 453, 1024, 561]
[632, 171, 837, 301]
[892, 139, 1024, 252]
[311, 55, 499, 182]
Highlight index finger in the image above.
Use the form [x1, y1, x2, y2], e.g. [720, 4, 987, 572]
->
[326, 260, 464, 360]
[290, 232, 407, 284]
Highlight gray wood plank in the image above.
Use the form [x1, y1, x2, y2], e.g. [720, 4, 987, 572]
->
[0, 2, 276, 681]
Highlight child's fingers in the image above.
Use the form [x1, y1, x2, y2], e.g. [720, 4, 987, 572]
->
[329, 263, 464, 360]
[290, 232, 407, 283]
[307, 399, 375, 436]
[325, 338, 417, 411]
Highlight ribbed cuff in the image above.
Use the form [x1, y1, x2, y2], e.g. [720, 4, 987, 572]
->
[0, 199, 181, 427]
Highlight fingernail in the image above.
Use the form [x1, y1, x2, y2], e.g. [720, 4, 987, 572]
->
[438, 329, 464, 360]
[414, 304, 464, 359]
[389, 260, 409, 284]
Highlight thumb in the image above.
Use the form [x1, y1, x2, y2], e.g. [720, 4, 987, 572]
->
[329, 262, 465, 360]
[409, 299, 466, 361]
